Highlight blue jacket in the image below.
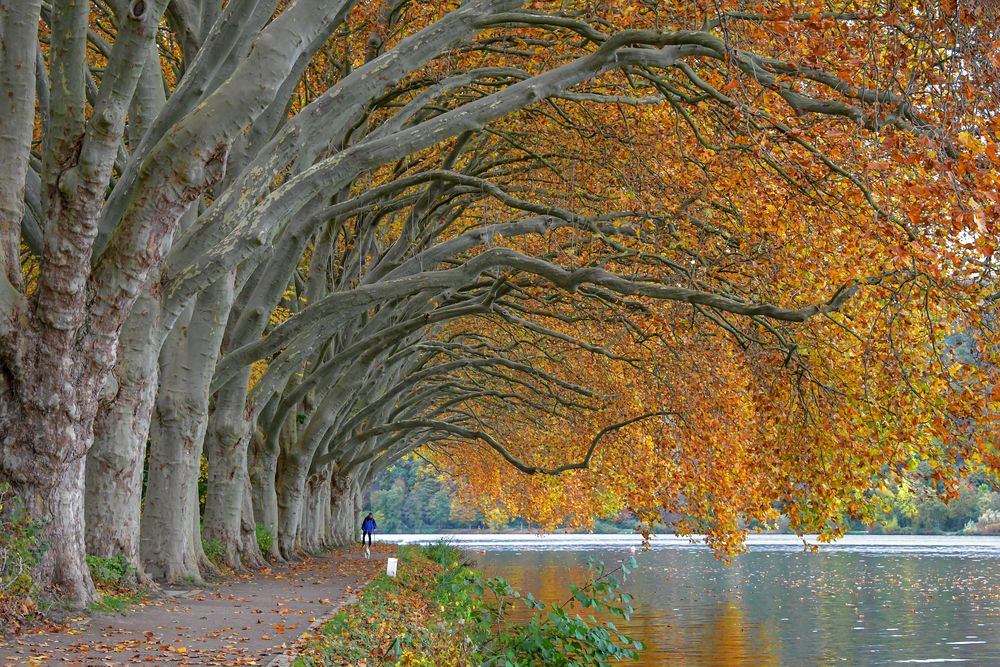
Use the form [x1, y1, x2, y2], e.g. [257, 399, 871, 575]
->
[362, 516, 377, 533]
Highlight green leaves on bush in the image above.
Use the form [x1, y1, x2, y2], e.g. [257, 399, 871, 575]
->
[255, 523, 273, 554]
[85, 553, 135, 588]
[0, 482, 46, 630]
[85, 553, 149, 614]
[0, 483, 46, 599]
[438, 551, 643, 666]
[422, 539, 462, 568]
[203, 538, 225, 567]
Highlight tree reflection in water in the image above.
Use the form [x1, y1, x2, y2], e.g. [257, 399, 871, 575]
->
[475, 544, 1000, 665]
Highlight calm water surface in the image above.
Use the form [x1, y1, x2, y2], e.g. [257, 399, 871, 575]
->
[384, 535, 1000, 665]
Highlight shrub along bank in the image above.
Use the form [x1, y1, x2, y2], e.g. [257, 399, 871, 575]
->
[293, 543, 643, 666]
[0, 483, 45, 632]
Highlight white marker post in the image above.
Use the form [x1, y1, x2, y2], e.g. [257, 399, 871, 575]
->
[386, 557, 398, 577]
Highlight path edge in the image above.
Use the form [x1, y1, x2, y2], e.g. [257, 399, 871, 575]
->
[264, 592, 359, 667]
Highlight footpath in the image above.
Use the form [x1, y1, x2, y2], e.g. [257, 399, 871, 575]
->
[0, 547, 384, 666]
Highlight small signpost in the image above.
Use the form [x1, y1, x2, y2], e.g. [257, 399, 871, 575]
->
[386, 557, 398, 577]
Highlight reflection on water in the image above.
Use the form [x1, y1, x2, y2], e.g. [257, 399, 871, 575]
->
[471, 544, 1000, 666]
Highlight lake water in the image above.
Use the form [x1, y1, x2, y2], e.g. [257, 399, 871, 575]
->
[381, 534, 1000, 665]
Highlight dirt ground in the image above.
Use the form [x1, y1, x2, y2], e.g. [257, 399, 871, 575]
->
[0, 544, 392, 666]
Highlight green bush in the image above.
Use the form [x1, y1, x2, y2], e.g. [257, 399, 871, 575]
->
[85, 553, 135, 588]
[448, 557, 643, 666]
[203, 538, 225, 567]
[0, 482, 46, 629]
[255, 523, 273, 554]
[422, 540, 462, 568]
[0, 483, 45, 595]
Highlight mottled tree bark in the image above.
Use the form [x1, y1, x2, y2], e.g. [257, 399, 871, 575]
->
[275, 450, 310, 559]
[202, 370, 254, 569]
[249, 415, 285, 561]
[11, 459, 94, 604]
[141, 277, 230, 583]
[85, 289, 160, 580]
[327, 476, 359, 548]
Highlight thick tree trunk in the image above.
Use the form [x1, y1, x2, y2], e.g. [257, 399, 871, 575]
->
[300, 470, 329, 553]
[85, 290, 160, 580]
[140, 408, 206, 583]
[202, 372, 252, 570]
[238, 473, 267, 569]
[0, 382, 101, 607]
[202, 435, 250, 568]
[141, 278, 230, 583]
[0, 331, 110, 608]
[249, 428, 283, 561]
[11, 458, 97, 605]
[275, 453, 309, 559]
[140, 306, 209, 584]
[327, 476, 359, 548]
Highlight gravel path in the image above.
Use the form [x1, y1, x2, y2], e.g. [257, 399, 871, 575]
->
[0, 545, 389, 666]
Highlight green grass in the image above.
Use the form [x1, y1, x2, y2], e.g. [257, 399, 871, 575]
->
[89, 591, 147, 614]
[292, 543, 468, 666]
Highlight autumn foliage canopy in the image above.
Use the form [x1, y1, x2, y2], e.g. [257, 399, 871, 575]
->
[360, 0, 1000, 552]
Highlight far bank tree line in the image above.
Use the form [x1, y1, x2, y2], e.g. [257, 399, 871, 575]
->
[0, 0, 996, 609]
[367, 457, 1000, 536]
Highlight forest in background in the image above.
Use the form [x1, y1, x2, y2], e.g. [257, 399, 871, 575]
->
[366, 457, 1000, 536]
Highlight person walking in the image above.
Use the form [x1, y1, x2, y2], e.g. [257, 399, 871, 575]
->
[361, 512, 377, 548]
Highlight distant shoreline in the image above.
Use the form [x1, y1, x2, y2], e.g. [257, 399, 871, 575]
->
[375, 533, 1000, 547]
[374, 528, 993, 538]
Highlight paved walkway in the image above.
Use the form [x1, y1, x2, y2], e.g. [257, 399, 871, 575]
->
[0, 545, 391, 666]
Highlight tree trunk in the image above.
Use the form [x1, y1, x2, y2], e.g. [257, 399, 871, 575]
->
[83, 44, 168, 582]
[275, 453, 309, 559]
[301, 470, 329, 553]
[202, 371, 252, 570]
[11, 458, 97, 606]
[238, 472, 267, 569]
[141, 278, 230, 583]
[1, 371, 101, 607]
[0, 343, 106, 609]
[318, 472, 332, 548]
[300, 474, 315, 552]
[249, 427, 283, 561]
[327, 475, 359, 547]
[85, 290, 160, 581]
[140, 307, 209, 584]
